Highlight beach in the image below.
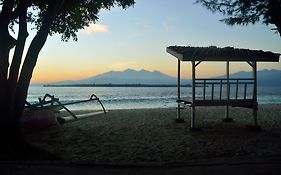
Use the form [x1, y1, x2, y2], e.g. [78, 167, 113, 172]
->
[24, 104, 281, 163]
[1, 104, 281, 174]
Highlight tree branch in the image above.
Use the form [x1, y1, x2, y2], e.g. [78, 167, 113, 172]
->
[9, 1, 32, 20]
[0, 0, 16, 81]
[9, 4, 28, 85]
[0, 0, 14, 20]
[15, 2, 61, 117]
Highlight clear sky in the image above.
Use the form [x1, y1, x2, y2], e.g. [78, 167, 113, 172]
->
[22, 0, 281, 83]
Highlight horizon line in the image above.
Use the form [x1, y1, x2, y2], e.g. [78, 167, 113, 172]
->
[31, 68, 281, 85]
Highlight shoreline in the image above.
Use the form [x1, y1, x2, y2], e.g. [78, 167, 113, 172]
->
[59, 103, 281, 112]
[43, 84, 192, 87]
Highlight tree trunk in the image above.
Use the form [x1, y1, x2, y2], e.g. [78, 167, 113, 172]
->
[0, 0, 57, 151]
[0, 1, 18, 147]
[0, 2, 60, 148]
[0, 0, 15, 79]
[15, 30, 50, 119]
[0, 1, 62, 159]
[0, 41, 21, 154]
[8, 5, 29, 126]
[15, 4, 57, 122]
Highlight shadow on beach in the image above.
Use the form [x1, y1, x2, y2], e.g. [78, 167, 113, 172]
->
[1, 104, 281, 174]
[24, 105, 281, 162]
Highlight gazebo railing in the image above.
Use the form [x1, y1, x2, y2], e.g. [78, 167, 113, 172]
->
[194, 78, 254, 101]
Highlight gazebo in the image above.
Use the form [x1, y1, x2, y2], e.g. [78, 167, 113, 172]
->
[167, 46, 280, 130]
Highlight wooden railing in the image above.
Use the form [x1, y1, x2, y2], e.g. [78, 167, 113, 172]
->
[194, 78, 254, 101]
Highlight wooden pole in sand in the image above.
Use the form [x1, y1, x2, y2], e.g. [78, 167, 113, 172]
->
[252, 61, 258, 127]
[177, 60, 182, 121]
[191, 61, 196, 129]
[224, 60, 233, 122]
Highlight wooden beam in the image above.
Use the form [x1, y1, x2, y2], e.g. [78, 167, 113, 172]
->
[203, 80, 206, 100]
[167, 46, 280, 62]
[252, 61, 258, 126]
[247, 61, 254, 68]
[225, 60, 230, 119]
[252, 61, 257, 101]
[181, 55, 279, 62]
[191, 61, 196, 129]
[195, 61, 202, 67]
[191, 99, 256, 107]
[177, 60, 181, 120]
[235, 79, 239, 100]
[244, 83, 247, 100]
[211, 83, 214, 100]
[166, 47, 184, 61]
[220, 79, 222, 100]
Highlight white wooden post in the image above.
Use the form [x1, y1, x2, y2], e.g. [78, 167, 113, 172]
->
[225, 60, 230, 119]
[191, 61, 196, 129]
[177, 60, 181, 121]
[252, 61, 258, 126]
[224, 60, 233, 122]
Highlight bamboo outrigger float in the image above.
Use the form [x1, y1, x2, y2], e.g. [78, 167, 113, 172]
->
[22, 93, 107, 132]
[167, 46, 280, 130]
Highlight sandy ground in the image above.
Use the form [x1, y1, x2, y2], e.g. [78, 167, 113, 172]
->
[2, 104, 281, 174]
[1, 156, 281, 175]
[25, 105, 281, 162]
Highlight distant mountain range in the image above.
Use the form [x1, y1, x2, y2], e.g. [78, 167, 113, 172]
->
[216, 69, 281, 87]
[47, 69, 190, 86]
[45, 69, 281, 87]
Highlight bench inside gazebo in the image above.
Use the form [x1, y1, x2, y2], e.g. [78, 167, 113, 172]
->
[167, 46, 280, 130]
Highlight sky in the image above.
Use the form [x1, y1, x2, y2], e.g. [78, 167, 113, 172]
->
[14, 0, 281, 83]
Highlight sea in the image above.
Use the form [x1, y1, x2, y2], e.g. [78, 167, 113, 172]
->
[27, 86, 281, 111]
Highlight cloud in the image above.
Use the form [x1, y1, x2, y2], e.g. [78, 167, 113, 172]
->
[80, 24, 109, 33]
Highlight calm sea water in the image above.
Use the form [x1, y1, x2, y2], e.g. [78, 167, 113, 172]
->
[27, 86, 281, 110]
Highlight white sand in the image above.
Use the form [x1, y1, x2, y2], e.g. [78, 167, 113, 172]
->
[25, 104, 281, 164]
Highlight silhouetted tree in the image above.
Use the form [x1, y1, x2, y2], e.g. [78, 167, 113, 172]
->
[196, 0, 281, 36]
[0, 0, 134, 150]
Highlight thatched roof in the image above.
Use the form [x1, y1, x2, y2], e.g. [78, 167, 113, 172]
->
[167, 46, 280, 62]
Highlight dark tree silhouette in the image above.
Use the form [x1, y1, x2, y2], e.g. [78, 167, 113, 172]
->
[196, 0, 281, 36]
[0, 0, 134, 151]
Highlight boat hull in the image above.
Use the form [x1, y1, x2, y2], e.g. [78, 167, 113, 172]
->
[21, 109, 60, 134]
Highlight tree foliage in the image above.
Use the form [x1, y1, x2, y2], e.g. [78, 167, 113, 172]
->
[2, 0, 134, 41]
[196, 0, 281, 36]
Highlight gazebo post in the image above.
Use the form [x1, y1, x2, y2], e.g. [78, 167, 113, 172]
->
[176, 60, 184, 123]
[252, 61, 259, 128]
[191, 61, 196, 129]
[224, 60, 233, 122]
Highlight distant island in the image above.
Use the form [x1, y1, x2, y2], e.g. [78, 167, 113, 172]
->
[44, 69, 191, 86]
[42, 69, 281, 87]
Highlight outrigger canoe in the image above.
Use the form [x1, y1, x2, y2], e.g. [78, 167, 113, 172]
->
[22, 93, 106, 133]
